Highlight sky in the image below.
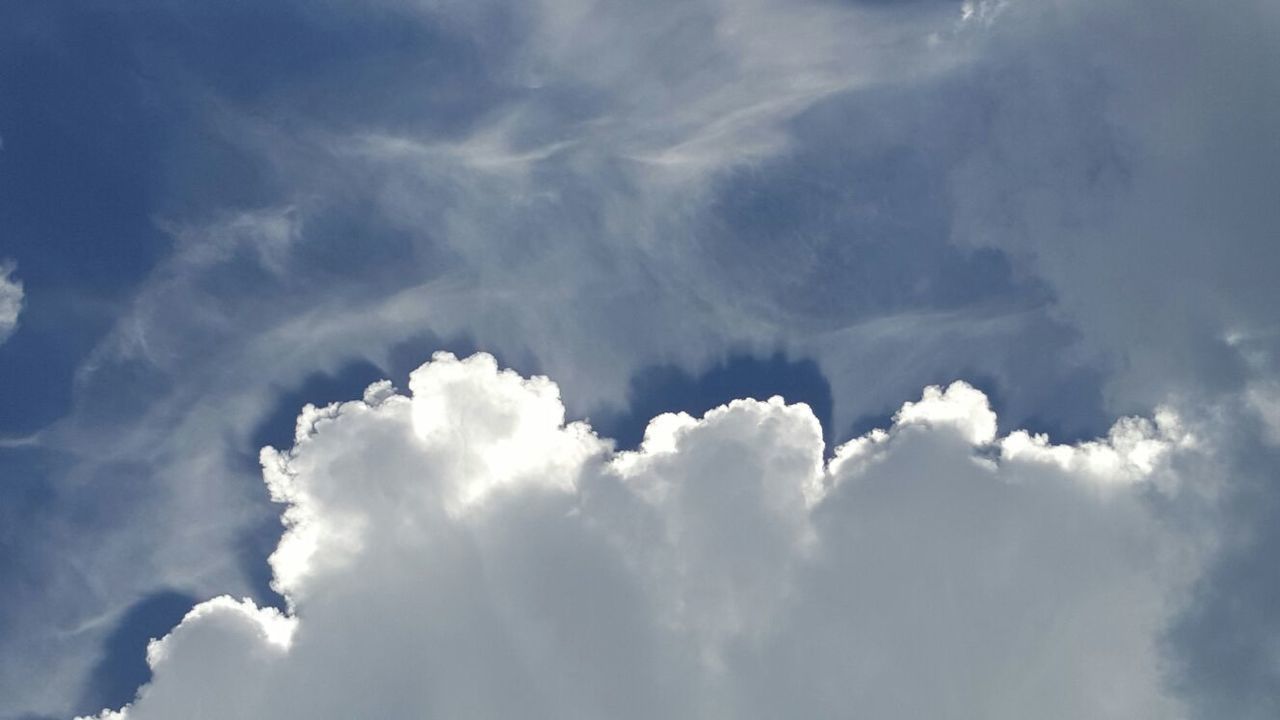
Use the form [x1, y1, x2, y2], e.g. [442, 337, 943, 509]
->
[0, 0, 1277, 718]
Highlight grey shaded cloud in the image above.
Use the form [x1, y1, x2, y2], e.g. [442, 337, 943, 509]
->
[946, 0, 1280, 412]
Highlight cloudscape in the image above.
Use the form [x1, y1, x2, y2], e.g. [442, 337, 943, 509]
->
[1, 1, 1277, 718]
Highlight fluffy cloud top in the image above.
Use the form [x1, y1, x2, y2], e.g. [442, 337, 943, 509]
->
[0, 261, 22, 345]
[85, 353, 1204, 720]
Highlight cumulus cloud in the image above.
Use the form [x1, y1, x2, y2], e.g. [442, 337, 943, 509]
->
[0, 260, 22, 345]
[85, 353, 1206, 720]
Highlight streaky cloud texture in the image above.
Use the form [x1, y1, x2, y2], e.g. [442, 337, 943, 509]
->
[84, 353, 1207, 720]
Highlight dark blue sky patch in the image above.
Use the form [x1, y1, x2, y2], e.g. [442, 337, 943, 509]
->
[121, 0, 516, 140]
[596, 352, 835, 452]
[0, 4, 173, 434]
[73, 590, 198, 718]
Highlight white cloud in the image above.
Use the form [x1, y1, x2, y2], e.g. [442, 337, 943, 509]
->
[84, 353, 1206, 720]
[0, 260, 23, 345]
[893, 380, 998, 445]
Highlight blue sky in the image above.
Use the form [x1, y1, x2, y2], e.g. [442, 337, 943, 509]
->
[1, 1, 1278, 718]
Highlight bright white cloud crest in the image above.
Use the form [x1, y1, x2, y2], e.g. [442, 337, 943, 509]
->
[83, 352, 1205, 720]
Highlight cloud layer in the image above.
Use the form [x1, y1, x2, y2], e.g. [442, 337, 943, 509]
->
[85, 353, 1205, 719]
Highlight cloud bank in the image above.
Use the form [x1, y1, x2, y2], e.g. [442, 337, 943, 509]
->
[85, 353, 1206, 720]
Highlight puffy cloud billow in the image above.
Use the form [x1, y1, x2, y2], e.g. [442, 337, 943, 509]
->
[85, 353, 1207, 719]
